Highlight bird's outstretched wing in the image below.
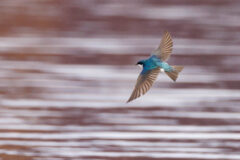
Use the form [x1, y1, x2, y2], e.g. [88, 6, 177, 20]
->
[127, 68, 160, 103]
[153, 31, 173, 61]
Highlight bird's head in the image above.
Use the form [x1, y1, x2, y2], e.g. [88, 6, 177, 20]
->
[136, 60, 144, 65]
[136, 60, 145, 68]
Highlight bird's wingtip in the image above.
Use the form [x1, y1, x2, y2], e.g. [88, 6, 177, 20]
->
[126, 98, 132, 103]
[163, 30, 169, 34]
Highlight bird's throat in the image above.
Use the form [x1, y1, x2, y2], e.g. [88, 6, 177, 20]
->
[137, 64, 143, 69]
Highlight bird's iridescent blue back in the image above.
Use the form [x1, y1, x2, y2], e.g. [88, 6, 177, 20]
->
[140, 55, 173, 74]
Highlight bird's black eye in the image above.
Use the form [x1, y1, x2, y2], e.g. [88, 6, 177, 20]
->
[136, 61, 142, 65]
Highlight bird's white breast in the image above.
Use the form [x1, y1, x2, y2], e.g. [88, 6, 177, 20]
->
[160, 68, 165, 72]
[137, 64, 143, 69]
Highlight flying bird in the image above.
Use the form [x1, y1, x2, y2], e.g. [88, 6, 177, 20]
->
[127, 31, 183, 103]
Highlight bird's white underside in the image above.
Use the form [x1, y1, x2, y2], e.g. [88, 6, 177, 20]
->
[137, 65, 165, 72]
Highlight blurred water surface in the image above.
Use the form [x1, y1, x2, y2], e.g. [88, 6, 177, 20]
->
[0, 0, 240, 160]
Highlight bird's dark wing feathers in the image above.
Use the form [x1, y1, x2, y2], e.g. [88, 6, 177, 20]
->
[153, 31, 173, 61]
[127, 68, 160, 103]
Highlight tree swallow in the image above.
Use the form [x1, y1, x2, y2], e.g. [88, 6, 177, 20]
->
[127, 31, 183, 103]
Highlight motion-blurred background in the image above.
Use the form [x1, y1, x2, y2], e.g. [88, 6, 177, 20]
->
[0, 0, 240, 160]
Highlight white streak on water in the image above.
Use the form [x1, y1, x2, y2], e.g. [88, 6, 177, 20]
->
[0, 37, 240, 54]
[0, 110, 61, 117]
[1, 147, 240, 159]
[38, 146, 222, 153]
[0, 118, 25, 124]
[1, 124, 240, 132]
[29, 149, 240, 159]
[1, 132, 240, 140]
[0, 140, 205, 147]
[94, 4, 209, 20]
[1, 87, 240, 108]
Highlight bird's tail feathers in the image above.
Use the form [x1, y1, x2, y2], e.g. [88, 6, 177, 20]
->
[165, 65, 184, 82]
